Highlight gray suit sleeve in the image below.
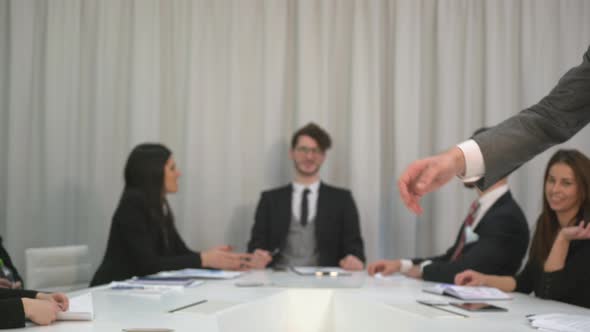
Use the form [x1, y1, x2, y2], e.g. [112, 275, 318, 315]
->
[474, 45, 590, 190]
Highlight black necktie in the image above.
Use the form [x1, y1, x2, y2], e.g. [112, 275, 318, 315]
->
[301, 188, 310, 226]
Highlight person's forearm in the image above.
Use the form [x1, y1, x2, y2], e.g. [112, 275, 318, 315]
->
[449, 147, 466, 176]
[483, 275, 517, 292]
[544, 233, 569, 272]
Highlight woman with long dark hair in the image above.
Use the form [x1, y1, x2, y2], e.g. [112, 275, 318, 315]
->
[91, 143, 253, 286]
[455, 149, 590, 308]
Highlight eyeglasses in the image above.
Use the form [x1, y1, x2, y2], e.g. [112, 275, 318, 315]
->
[295, 146, 322, 155]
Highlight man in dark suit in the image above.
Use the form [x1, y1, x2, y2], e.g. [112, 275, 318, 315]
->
[369, 129, 530, 283]
[247, 123, 365, 270]
[400, 45, 590, 215]
[369, 175, 529, 283]
[0, 235, 24, 289]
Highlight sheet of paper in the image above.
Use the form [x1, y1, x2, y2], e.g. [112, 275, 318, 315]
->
[57, 292, 94, 321]
[156, 268, 243, 280]
[529, 313, 590, 332]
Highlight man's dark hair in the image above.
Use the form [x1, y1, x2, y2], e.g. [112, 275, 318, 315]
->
[291, 122, 332, 152]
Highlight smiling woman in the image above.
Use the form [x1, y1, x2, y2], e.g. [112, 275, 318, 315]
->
[454, 149, 590, 309]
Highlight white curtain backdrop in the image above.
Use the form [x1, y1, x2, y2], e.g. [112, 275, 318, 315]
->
[1, 0, 590, 279]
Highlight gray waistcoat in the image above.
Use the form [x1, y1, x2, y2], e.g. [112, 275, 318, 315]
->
[276, 215, 318, 268]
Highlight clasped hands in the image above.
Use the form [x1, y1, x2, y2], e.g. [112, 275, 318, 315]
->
[0, 278, 22, 289]
[22, 292, 69, 326]
[247, 250, 364, 271]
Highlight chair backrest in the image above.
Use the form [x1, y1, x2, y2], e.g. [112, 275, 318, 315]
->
[25, 245, 92, 292]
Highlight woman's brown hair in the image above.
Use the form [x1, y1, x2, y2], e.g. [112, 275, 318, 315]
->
[529, 149, 590, 264]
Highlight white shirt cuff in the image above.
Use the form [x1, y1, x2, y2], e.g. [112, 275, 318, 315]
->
[400, 259, 413, 273]
[419, 260, 432, 273]
[456, 139, 485, 182]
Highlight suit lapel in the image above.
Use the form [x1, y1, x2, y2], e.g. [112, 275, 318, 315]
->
[277, 185, 293, 247]
[474, 191, 509, 233]
[315, 183, 327, 239]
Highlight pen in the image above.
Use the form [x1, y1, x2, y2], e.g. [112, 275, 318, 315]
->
[271, 248, 280, 257]
[112, 285, 145, 290]
[168, 299, 208, 313]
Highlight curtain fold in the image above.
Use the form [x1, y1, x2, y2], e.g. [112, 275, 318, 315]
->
[1, 0, 589, 275]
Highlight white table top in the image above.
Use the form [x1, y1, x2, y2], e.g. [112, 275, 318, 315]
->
[12, 270, 590, 332]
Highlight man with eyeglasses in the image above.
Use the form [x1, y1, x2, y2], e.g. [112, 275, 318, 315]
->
[247, 123, 365, 270]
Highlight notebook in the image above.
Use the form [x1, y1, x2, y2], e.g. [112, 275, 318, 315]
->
[422, 284, 512, 300]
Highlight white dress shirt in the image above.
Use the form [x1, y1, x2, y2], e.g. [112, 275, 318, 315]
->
[456, 139, 485, 182]
[292, 180, 320, 224]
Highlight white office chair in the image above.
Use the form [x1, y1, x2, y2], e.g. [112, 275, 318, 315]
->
[25, 245, 92, 292]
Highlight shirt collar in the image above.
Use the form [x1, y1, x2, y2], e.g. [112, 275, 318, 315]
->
[478, 184, 509, 207]
[292, 180, 321, 194]
[473, 184, 509, 228]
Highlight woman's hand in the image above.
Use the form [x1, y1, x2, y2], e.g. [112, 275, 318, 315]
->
[559, 221, 590, 242]
[36, 292, 69, 311]
[201, 249, 255, 271]
[454, 269, 487, 286]
[22, 298, 61, 326]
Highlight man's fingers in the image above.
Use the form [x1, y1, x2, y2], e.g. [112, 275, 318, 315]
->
[398, 160, 432, 214]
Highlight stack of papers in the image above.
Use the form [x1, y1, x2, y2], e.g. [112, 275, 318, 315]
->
[57, 292, 94, 321]
[109, 278, 203, 292]
[132, 276, 201, 287]
[422, 284, 511, 300]
[155, 268, 243, 280]
[528, 313, 590, 332]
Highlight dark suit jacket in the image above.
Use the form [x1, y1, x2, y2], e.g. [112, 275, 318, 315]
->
[91, 189, 202, 286]
[0, 288, 37, 329]
[516, 218, 590, 309]
[475, 45, 590, 190]
[0, 236, 24, 286]
[413, 191, 529, 283]
[247, 182, 365, 266]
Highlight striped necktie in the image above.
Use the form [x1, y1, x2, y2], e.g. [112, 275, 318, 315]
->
[451, 200, 480, 261]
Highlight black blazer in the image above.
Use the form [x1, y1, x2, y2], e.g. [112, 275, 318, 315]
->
[0, 288, 37, 329]
[516, 219, 590, 309]
[0, 236, 24, 286]
[413, 191, 529, 283]
[91, 189, 202, 286]
[247, 182, 365, 266]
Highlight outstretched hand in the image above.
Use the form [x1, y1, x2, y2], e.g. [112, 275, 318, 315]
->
[398, 147, 466, 214]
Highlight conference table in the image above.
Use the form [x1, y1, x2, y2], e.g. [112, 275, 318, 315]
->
[11, 270, 590, 332]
